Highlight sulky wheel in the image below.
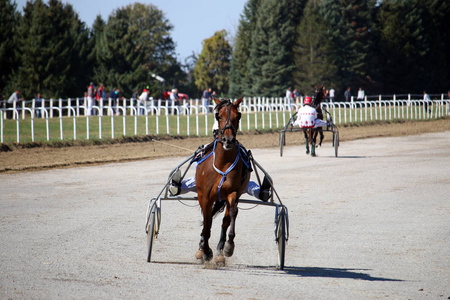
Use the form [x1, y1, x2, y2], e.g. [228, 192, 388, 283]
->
[279, 132, 285, 157]
[334, 132, 339, 157]
[146, 204, 159, 262]
[276, 209, 286, 270]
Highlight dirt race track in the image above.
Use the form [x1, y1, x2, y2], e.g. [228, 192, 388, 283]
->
[0, 119, 449, 299]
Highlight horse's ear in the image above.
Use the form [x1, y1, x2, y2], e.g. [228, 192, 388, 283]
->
[213, 98, 221, 105]
[233, 97, 243, 108]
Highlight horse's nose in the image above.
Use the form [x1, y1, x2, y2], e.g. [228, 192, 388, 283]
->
[221, 136, 235, 149]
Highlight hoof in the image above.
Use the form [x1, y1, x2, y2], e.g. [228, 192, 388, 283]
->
[224, 241, 235, 257]
[215, 254, 226, 266]
[203, 249, 213, 262]
[195, 249, 203, 260]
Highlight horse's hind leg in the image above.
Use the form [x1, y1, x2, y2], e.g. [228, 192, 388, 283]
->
[319, 130, 324, 147]
[303, 130, 309, 154]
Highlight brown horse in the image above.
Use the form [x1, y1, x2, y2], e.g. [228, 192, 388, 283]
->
[194, 97, 250, 264]
[303, 85, 326, 156]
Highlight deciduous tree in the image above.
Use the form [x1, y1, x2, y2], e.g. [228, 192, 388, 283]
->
[194, 30, 232, 96]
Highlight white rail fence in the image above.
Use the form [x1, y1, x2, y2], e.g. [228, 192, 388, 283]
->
[1, 95, 449, 143]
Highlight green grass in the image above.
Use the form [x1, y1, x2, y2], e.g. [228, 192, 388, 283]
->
[1, 105, 444, 145]
[1, 111, 294, 144]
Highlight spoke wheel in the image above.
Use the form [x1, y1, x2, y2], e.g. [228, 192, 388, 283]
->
[276, 210, 286, 270]
[334, 132, 339, 157]
[279, 133, 285, 157]
[146, 205, 158, 262]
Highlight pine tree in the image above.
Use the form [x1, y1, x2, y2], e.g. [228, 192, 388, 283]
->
[377, 0, 449, 93]
[318, 0, 377, 94]
[293, 0, 339, 95]
[228, 0, 261, 98]
[0, 0, 20, 93]
[247, 0, 305, 97]
[11, 0, 90, 99]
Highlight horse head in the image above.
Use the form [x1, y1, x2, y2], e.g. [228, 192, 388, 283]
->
[313, 85, 325, 107]
[214, 97, 243, 151]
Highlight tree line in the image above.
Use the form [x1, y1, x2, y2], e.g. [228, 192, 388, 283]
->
[1, 0, 449, 102]
[229, 0, 450, 100]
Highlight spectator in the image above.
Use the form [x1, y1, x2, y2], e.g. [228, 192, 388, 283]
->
[324, 89, 330, 103]
[344, 87, 351, 102]
[201, 87, 211, 113]
[285, 87, 293, 108]
[210, 90, 216, 112]
[96, 84, 105, 115]
[329, 88, 335, 102]
[34, 93, 43, 118]
[132, 90, 138, 107]
[170, 88, 179, 114]
[87, 82, 95, 116]
[7, 90, 23, 119]
[423, 91, 431, 113]
[357, 87, 365, 101]
[110, 87, 118, 115]
[138, 88, 148, 115]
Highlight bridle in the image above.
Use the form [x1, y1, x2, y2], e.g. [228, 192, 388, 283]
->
[215, 100, 241, 138]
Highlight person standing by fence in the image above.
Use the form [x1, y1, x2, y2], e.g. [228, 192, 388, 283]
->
[138, 88, 148, 115]
[87, 82, 95, 116]
[7, 90, 23, 119]
[423, 91, 431, 113]
[357, 87, 365, 101]
[34, 93, 43, 118]
[201, 88, 211, 113]
[329, 88, 335, 102]
[344, 87, 351, 102]
[285, 87, 293, 108]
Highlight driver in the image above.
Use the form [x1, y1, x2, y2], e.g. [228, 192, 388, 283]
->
[293, 96, 328, 128]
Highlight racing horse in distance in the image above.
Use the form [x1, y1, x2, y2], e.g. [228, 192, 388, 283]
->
[194, 97, 251, 265]
[303, 85, 327, 155]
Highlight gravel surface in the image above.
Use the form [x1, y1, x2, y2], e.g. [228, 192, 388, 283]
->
[1, 131, 449, 299]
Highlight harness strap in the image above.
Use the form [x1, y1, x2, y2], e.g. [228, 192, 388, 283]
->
[196, 139, 243, 203]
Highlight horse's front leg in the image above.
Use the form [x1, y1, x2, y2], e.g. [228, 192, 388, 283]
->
[217, 210, 230, 254]
[196, 195, 214, 262]
[224, 193, 239, 257]
[311, 129, 316, 156]
[319, 130, 324, 147]
[215, 208, 231, 265]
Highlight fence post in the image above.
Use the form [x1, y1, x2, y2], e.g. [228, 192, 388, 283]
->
[393, 95, 396, 119]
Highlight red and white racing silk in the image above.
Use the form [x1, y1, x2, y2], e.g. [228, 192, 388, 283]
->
[295, 105, 317, 128]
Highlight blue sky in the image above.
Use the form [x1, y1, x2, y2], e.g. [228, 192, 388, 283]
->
[15, 0, 248, 62]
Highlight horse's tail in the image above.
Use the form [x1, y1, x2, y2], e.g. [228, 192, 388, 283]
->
[211, 199, 226, 218]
